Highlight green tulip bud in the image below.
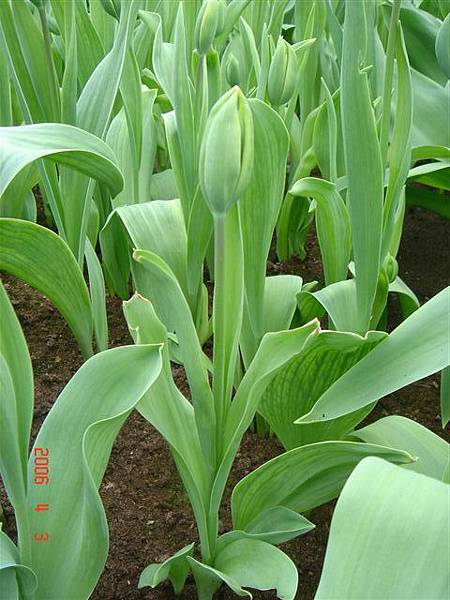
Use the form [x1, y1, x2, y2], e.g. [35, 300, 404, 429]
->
[383, 253, 399, 283]
[100, 0, 121, 20]
[195, 0, 225, 55]
[267, 38, 298, 106]
[200, 86, 254, 216]
[225, 53, 241, 87]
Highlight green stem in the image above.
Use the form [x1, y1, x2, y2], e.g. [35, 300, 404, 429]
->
[38, 3, 60, 122]
[212, 213, 227, 443]
[15, 499, 32, 568]
[380, 0, 401, 168]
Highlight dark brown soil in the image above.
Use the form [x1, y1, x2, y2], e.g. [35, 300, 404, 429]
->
[0, 206, 448, 600]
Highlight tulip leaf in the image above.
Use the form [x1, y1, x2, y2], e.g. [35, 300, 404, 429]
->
[0, 219, 93, 358]
[139, 543, 194, 595]
[232, 440, 412, 530]
[298, 287, 450, 424]
[316, 457, 450, 599]
[26, 344, 163, 600]
[353, 415, 449, 482]
[259, 329, 386, 450]
[189, 539, 298, 600]
[0, 123, 123, 198]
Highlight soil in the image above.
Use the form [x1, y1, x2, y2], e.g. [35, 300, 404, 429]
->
[0, 206, 448, 600]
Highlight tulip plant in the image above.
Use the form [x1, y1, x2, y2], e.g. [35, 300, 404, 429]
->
[0, 0, 449, 599]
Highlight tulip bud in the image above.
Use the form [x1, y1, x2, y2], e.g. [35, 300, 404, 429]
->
[200, 87, 254, 216]
[383, 253, 398, 283]
[195, 0, 225, 55]
[267, 38, 298, 106]
[100, 0, 121, 20]
[225, 53, 241, 87]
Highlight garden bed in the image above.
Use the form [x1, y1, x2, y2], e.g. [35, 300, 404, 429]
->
[1, 206, 448, 599]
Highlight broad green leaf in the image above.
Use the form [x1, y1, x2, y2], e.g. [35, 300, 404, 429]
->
[435, 12, 450, 77]
[208, 321, 320, 543]
[0, 0, 59, 122]
[239, 99, 289, 364]
[259, 329, 386, 449]
[62, 0, 139, 262]
[89, 0, 115, 54]
[103, 199, 191, 307]
[262, 275, 303, 338]
[0, 357, 28, 556]
[139, 543, 194, 595]
[26, 344, 162, 600]
[379, 0, 401, 166]
[123, 294, 211, 558]
[106, 87, 157, 208]
[316, 457, 450, 599]
[405, 184, 450, 219]
[0, 162, 38, 220]
[73, 0, 105, 87]
[388, 275, 420, 318]
[0, 36, 12, 126]
[0, 123, 123, 198]
[0, 281, 33, 481]
[354, 416, 449, 481]
[215, 539, 298, 600]
[382, 25, 413, 259]
[85, 238, 108, 352]
[441, 366, 450, 428]
[189, 539, 298, 600]
[341, 1, 383, 333]
[399, 4, 447, 84]
[232, 441, 412, 530]
[298, 287, 450, 423]
[312, 83, 342, 183]
[0, 219, 93, 358]
[57, 0, 77, 126]
[299, 279, 358, 332]
[0, 528, 36, 599]
[290, 177, 350, 286]
[235, 506, 314, 545]
[132, 249, 215, 465]
[150, 169, 178, 201]
[409, 69, 450, 148]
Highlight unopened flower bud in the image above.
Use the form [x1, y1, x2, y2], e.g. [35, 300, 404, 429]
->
[200, 87, 254, 216]
[225, 53, 241, 87]
[195, 0, 225, 55]
[268, 38, 298, 106]
[383, 253, 398, 283]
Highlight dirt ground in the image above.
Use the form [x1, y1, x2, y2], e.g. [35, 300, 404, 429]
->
[1, 206, 448, 599]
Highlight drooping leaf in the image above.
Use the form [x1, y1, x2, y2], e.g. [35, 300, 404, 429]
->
[0, 123, 123, 198]
[26, 344, 162, 600]
[0, 219, 93, 357]
[139, 543, 194, 595]
[290, 177, 350, 286]
[0, 528, 36, 599]
[189, 539, 298, 600]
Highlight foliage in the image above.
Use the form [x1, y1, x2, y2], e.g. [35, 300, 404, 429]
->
[0, 0, 449, 598]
